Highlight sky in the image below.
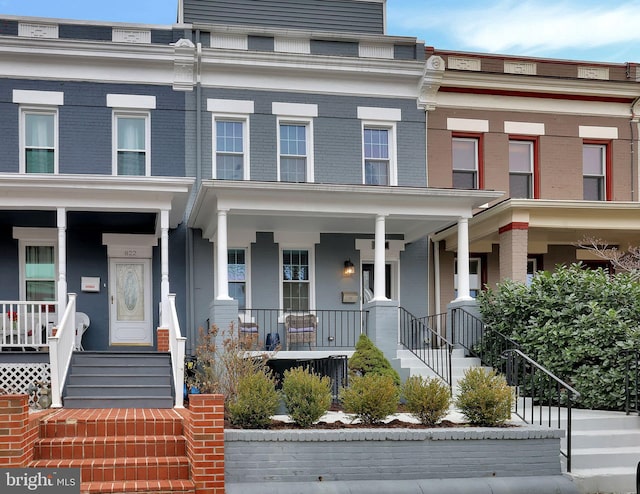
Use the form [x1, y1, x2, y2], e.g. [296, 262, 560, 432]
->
[1, 0, 639, 63]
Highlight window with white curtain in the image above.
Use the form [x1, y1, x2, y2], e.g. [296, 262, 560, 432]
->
[22, 110, 56, 173]
[25, 245, 56, 301]
[114, 113, 150, 176]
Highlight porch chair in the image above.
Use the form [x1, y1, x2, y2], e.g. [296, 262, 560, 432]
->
[75, 312, 90, 351]
[285, 314, 317, 350]
[238, 314, 259, 349]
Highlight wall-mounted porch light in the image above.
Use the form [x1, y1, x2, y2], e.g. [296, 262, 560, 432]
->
[343, 259, 355, 277]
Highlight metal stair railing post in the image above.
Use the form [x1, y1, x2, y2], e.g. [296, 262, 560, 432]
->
[621, 349, 639, 415]
[502, 349, 580, 472]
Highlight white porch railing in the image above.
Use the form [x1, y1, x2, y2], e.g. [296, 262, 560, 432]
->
[0, 301, 58, 350]
[166, 293, 186, 408]
[48, 293, 77, 408]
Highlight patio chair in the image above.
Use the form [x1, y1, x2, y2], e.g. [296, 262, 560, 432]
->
[75, 312, 90, 351]
[238, 314, 259, 349]
[285, 314, 317, 350]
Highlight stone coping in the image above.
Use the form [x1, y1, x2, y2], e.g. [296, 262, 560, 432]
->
[225, 424, 564, 442]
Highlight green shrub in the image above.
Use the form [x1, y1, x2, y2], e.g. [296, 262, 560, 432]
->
[282, 367, 332, 428]
[455, 367, 512, 426]
[340, 373, 399, 425]
[478, 264, 640, 410]
[227, 369, 279, 429]
[402, 376, 451, 426]
[348, 334, 401, 386]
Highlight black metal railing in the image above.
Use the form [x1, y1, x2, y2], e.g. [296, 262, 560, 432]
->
[451, 307, 520, 374]
[295, 355, 348, 404]
[621, 349, 640, 415]
[399, 308, 453, 387]
[238, 309, 368, 351]
[502, 349, 580, 472]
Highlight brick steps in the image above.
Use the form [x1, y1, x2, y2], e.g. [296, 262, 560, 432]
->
[29, 408, 194, 494]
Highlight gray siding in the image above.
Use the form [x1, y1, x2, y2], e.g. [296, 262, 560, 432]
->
[251, 232, 280, 309]
[200, 88, 426, 186]
[400, 238, 428, 316]
[184, 0, 384, 34]
[316, 234, 360, 311]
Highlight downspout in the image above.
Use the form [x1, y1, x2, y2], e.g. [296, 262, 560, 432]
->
[187, 31, 202, 353]
[630, 96, 640, 202]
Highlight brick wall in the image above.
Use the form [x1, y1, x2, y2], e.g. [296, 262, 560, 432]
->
[0, 395, 43, 467]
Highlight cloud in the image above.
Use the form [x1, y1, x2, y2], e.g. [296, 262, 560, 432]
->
[389, 0, 640, 57]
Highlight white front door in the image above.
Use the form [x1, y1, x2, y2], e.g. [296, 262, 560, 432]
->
[109, 258, 153, 346]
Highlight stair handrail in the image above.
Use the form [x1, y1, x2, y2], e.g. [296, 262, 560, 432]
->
[167, 293, 186, 408]
[399, 307, 453, 387]
[620, 349, 640, 415]
[502, 348, 580, 472]
[48, 293, 77, 408]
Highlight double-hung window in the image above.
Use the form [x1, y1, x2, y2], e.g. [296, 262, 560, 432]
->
[14, 228, 57, 302]
[282, 249, 311, 312]
[115, 113, 149, 175]
[216, 120, 245, 180]
[107, 94, 155, 176]
[509, 139, 535, 198]
[14, 90, 64, 174]
[452, 136, 480, 189]
[583, 143, 608, 201]
[358, 107, 400, 186]
[209, 99, 254, 180]
[364, 127, 391, 185]
[228, 249, 247, 310]
[273, 102, 317, 183]
[279, 123, 308, 182]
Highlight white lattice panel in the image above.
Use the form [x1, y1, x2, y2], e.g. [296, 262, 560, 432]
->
[0, 363, 50, 408]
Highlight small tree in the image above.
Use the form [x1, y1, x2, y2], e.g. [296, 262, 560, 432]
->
[348, 334, 400, 386]
[340, 373, 399, 425]
[455, 368, 512, 426]
[402, 376, 451, 426]
[227, 369, 280, 429]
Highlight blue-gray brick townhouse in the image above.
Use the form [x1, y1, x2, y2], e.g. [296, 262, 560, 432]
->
[0, 0, 500, 408]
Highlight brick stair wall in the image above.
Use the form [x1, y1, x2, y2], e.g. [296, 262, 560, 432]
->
[0, 395, 225, 494]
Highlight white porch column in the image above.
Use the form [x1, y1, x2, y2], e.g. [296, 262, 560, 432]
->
[372, 214, 388, 301]
[455, 217, 473, 301]
[160, 209, 170, 327]
[216, 209, 231, 300]
[56, 208, 67, 314]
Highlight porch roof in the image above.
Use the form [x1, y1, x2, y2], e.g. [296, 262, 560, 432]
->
[188, 180, 503, 242]
[0, 174, 194, 228]
[432, 198, 640, 253]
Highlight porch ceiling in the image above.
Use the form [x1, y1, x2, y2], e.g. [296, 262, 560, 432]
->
[433, 199, 640, 253]
[0, 174, 194, 228]
[188, 180, 503, 242]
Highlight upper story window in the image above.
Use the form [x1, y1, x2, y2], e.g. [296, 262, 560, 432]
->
[583, 142, 608, 201]
[228, 248, 247, 310]
[279, 122, 310, 183]
[509, 139, 535, 199]
[115, 113, 150, 176]
[107, 94, 156, 176]
[24, 111, 56, 174]
[209, 99, 254, 180]
[216, 120, 246, 180]
[273, 102, 317, 183]
[358, 107, 400, 186]
[452, 136, 480, 189]
[14, 90, 64, 174]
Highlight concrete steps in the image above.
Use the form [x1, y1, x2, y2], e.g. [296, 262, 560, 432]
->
[63, 352, 174, 409]
[30, 408, 194, 494]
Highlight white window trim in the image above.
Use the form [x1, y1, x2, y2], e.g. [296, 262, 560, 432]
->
[276, 117, 315, 183]
[583, 143, 607, 201]
[361, 121, 397, 186]
[452, 136, 479, 189]
[279, 245, 316, 319]
[19, 107, 59, 174]
[509, 139, 534, 198]
[106, 94, 156, 110]
[13, 228, 58, 302]
[112, 110, 151, 176]
[212, 113, 251, 180]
